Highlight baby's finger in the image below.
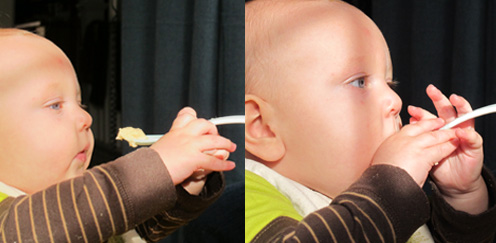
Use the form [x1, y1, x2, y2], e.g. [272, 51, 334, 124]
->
[171, 107, 197, 130]
[178, 107, 197, 117]
[402, 117, 445, 136]
[198, 156, 236, 172]
[456, 128, 483, 150]
[416, 129, 457, 148]
[426, 84, 457, 122]
[187, 118, 219, 135]
[204, 149, 230, 160]
[198, 135, 237, 153]
[423, 139, 459, 166]
[450, 94, 473, 116]
[408, 105, 437, 122]
[449, 94, 475, 129]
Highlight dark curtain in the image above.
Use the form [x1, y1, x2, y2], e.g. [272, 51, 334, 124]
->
[347, 0, 496, 174]
[121, 0, 244, 242]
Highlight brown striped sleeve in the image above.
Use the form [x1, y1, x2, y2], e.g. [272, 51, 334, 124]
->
[0, 148, 176, 243]
[252, 164, 430, 243]
[429, 166, 496, 243]
[135, 171, 225, 242]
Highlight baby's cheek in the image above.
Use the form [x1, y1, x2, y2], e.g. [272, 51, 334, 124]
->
[356, 136, 381, 164]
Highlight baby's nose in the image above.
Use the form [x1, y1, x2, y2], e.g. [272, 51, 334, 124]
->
[78, 107, 93, 131]
[385, 88, 402, 117]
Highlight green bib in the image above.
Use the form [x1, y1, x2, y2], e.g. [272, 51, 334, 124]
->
[245, 170, 303, 242]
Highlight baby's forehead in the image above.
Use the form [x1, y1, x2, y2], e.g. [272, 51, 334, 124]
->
[246, 1, 372, 89]
[0, 29, 48, 52]
[0, 30, 74, 90]
[0, 30, 69, 67]
[0, 29, 51, 51]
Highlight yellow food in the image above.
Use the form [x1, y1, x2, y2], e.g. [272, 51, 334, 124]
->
[116, 127, 147, 148]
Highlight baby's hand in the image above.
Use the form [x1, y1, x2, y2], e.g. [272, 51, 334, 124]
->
[372, 118, 458, 187]
[182, 149, 230, 195]
[408, 85, 488, 214]
[150, 107, 236, 185]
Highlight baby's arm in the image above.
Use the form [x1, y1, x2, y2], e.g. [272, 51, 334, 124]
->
[0, 148, 177, 242]
[136, 171, 225, 242]
[246, 165, 432, 242]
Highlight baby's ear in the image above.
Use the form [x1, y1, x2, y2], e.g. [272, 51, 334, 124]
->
[245, 94, 285, 162]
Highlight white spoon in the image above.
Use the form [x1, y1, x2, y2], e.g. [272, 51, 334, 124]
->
[134, 115, 244, 146]
[440, 104, 496, 130]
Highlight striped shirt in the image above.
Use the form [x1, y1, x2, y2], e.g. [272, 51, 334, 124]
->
[246, 164, 496, 243]
[0, 148, 224, 242]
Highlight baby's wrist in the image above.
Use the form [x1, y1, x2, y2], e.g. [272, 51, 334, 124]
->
[440, 176, 489, 215]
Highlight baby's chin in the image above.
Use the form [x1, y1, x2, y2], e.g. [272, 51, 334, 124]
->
[67, 157, 91, 179]
[63, 170, 86, 183]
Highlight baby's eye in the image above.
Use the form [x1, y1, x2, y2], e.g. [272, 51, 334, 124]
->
[49, 102, 62, 110]
[349, 78, 366, 88]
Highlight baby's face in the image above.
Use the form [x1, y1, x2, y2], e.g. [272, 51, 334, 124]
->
[0, 32, 94, 194]
[261, 1, 402, 197]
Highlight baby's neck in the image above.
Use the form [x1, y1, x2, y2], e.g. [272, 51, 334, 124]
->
[0, 181, 26, 197]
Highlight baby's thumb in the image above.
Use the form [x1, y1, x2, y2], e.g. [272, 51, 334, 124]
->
[171, 107, 197, 130]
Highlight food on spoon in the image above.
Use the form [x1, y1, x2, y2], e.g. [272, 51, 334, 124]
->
[116, 127, 147, 148]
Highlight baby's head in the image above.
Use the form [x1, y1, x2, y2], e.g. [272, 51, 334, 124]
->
[0, 29, 94, 194]
[245, 0, 402, 198]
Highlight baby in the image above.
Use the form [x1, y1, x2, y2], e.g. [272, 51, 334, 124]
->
[245, 0, 496, 242]
[0, 28, 236, 242]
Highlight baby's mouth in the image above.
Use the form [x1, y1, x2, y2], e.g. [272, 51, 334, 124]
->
[75, 150, 87, 163]
[75, 144, 90, 164]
